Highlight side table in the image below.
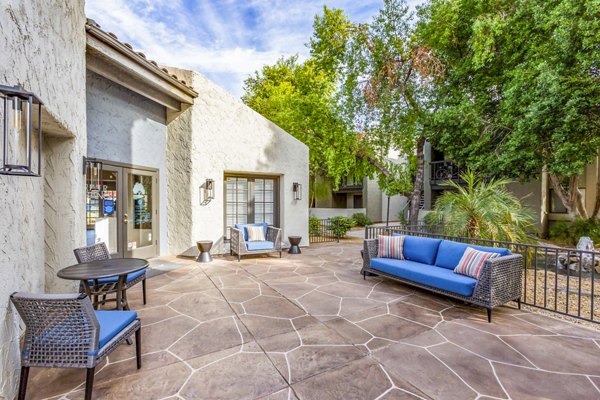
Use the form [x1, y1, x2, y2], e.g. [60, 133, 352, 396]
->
[197, 240, 213, 263]
[288, 236, 302, 254]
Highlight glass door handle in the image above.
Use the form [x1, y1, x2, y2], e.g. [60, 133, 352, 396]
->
[123, 213, 129, 224]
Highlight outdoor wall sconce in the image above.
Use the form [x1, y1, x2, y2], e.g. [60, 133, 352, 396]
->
[84, 156, 103, 198]
[0, 85, 43, 176]
[293, 182, 302, 200]
[201, 178, 214, 205]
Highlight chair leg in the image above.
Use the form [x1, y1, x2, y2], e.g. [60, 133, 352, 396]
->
[142, 278, 147, 305]
[487, 308, 492, 323]
[238, 254, 240, 262]
[85, 367, 95, 400]
[17, 366, 29, 400]
[279, 251, 282, 258]
[517, 297, 521, 310]
[135, 327, 142, 369]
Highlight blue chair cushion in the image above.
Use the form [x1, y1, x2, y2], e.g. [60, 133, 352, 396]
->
[435, 240, 511, 270]
[392, 234, 442, 265]
[95, 310, 138, 348]
[88, 268, 146, 285]
[370, 258, 477, 297]
[246, 240, 275, 251]
[235, 223, 268, 241]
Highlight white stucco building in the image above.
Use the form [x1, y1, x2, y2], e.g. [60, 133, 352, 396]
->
[0, 3, 309, 398]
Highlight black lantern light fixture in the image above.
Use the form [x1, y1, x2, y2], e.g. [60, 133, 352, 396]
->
[292, 182, 302, 200]
[204, 178, 215, 202]
[0, 85, 43, 176]
[84, 157, 103, 199]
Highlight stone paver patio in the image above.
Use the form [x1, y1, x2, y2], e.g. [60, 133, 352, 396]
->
[27, 243, 600, 400]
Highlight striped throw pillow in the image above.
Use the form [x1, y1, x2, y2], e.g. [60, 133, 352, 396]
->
[247, 226, 266, 241]
[378, 235, 405, 260]
[454, 247, 500, 279]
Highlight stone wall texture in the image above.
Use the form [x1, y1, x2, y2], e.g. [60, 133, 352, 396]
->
[86, 71, 169, 254]
[166, 68, 309, 255]
[0, 1, 87, 398]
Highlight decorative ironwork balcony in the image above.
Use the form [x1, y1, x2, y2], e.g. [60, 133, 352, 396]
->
[430, 160, 466, 186]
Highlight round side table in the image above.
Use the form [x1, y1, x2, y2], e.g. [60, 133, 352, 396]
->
[196, 240, 213, 263]
[288, 236, 302, 254]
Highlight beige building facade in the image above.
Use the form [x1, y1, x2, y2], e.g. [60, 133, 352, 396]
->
[0, 2, 309, 398]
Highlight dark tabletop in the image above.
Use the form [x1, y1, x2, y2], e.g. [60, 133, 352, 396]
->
[57, 258, 148, 280]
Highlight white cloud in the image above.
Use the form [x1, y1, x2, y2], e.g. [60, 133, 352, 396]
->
[85, 0, 424, 98]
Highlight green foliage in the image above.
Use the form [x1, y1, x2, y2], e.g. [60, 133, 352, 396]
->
[428, 170, 537, 243]
[549, 219, 600, 246]
[329, 216, 356, 237]
[351, 213, 372, 227]
[310, 0, 441, 206]
[417, 0, 600, 216]
[242, 56, 367, 190]
[309, 215, 321, 236]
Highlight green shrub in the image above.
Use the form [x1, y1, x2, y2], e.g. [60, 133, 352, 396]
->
[329, 216, 355, 238]
[549, 218, 600, 246]
[351, 212, 372, 226]
[309, 215, 321, 236]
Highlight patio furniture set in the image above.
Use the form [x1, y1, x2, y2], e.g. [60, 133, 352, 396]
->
[11, 231, 522, 399]
[12, 242, 147, 400]
[362, 234, 523, 322]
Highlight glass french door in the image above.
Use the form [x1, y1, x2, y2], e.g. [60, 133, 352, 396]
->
[86, 164, 158, 258]
[225, 175, 278, 238]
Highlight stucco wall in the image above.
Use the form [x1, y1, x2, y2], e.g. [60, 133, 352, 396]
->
[309, 208, 367, 219]
[166, 68, 309, 255]
[86, 71, 169, 254]
[0, 1, 87, 398]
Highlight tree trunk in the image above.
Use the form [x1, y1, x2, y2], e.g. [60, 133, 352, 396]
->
[409, 137, 426, 226]
[593, 158, 600, 220]
[540, 166, 550, 238]
[549, 173, 580, 220]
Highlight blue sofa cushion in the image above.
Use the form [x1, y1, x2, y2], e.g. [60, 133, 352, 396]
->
[88, 268, 146, 285]
[392, 234, 441, 265]
[95, 310, 138, 349]
[246, 240, 275, 251]
[235, 223, 268, 241]
[370, 258, 477, 297]
[435, 240, 511, 270]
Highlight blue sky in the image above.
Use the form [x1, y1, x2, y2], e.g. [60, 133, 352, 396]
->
[86, 0, 423, 99]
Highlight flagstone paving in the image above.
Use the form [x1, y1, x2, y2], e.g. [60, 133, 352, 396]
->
[27, 244, 600, 400]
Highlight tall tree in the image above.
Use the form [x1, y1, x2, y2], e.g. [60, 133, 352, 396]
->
[310, 0, 443, 224]
[418, 0, 600, 222]
[242, 56, 367, 205]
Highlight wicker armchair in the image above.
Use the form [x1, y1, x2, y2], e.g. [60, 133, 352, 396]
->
[74, 242, 147, 305]
[230, 224, 282, 261]
[362, 238, 523, 322]
[10, 292, 141, 400]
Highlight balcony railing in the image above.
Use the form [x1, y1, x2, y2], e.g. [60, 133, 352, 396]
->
[430, 160, 465, 185]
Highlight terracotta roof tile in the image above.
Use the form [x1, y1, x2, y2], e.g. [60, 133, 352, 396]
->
[85, 18, 196, 92]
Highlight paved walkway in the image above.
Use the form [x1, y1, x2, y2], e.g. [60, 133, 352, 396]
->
[29, 243, 600, 400]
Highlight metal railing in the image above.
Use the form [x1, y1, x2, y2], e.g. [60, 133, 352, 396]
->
[309, 218, 340, 244]
[365, 224, 600, 324]
[430, 160, 466, 185]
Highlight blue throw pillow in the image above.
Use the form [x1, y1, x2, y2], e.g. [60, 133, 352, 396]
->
[392, 234, 442, 265]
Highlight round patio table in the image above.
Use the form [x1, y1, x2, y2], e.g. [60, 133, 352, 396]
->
[58, 258, 148, 311]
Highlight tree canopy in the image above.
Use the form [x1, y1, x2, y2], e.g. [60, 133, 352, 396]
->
[417, 0, 600, 219]
[242, 55, 368, 204]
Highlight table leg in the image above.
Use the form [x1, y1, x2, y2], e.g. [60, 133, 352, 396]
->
[122, 288, 129, 311]
[93, 279, 99, 309]
[116, 275, 125, 311]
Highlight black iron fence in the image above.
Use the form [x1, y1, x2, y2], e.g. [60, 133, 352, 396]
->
[309, 218, 340, 244]
[430, 160, 466, 185]
[365, 224, 600, 324]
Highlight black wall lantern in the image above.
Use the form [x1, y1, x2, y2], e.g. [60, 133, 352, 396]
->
[205, 179, 215, 200]
[0, 85, 43, 176]
[293, 182, 302, 200]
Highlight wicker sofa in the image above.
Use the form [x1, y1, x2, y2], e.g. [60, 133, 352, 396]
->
[362, 235, 522, 322]
[230, 223, 282, 261]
